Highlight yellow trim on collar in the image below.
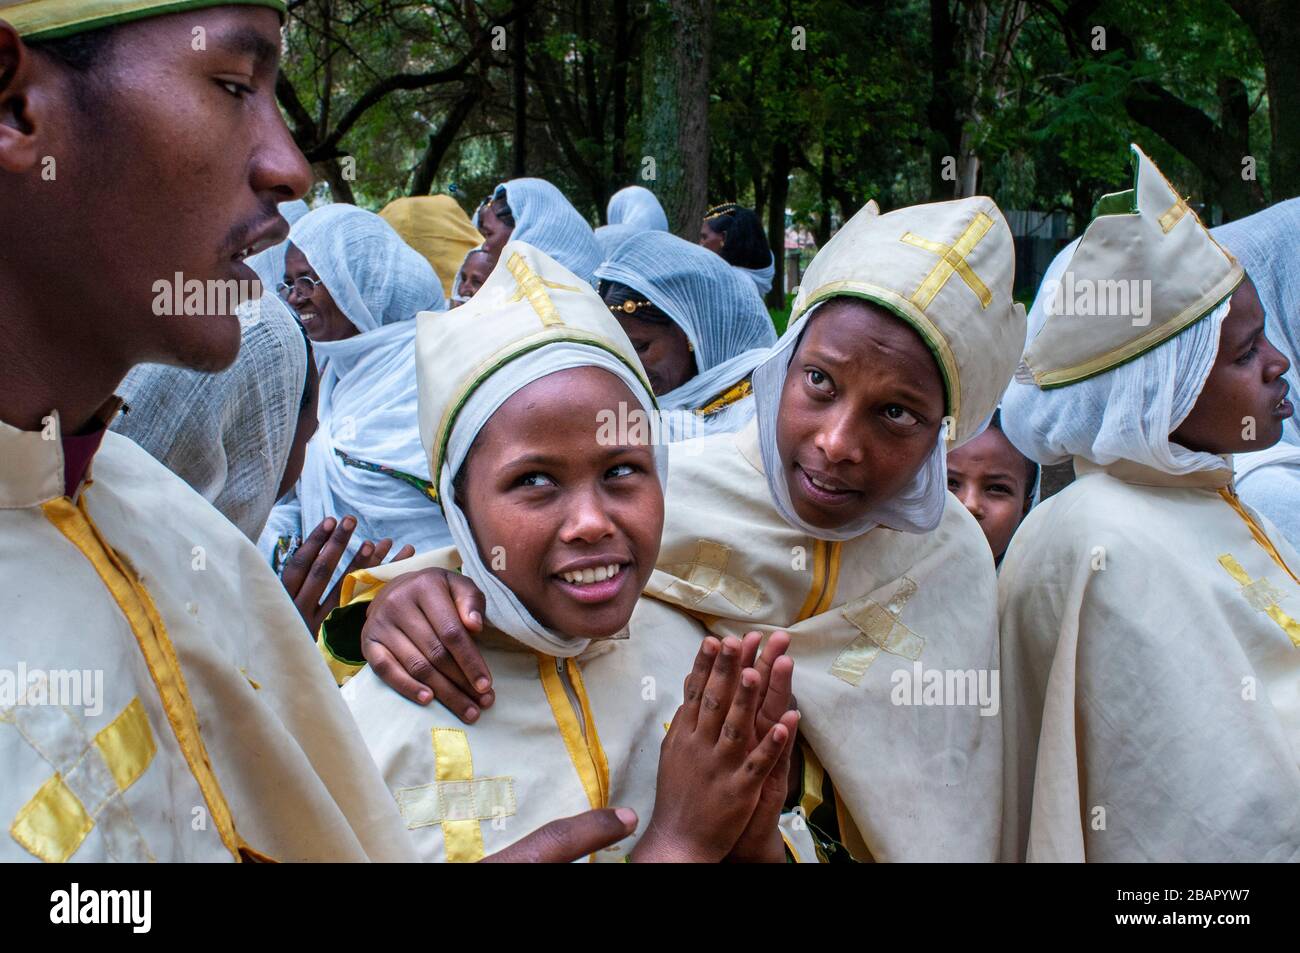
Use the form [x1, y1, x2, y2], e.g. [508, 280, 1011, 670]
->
[40, 496, 248, 861]
[696, 378, 753, 417]
[538, 656, 610, 829]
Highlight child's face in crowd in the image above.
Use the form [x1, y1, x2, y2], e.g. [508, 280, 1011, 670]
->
[477, 203, 513, 256]
[947, 427, 1032, 563]
[613, 310, 697, 395]
[1171, 278, 1292, 455]
[283, 244, 357, 342]
[459, 367, 663, 639]
[455, 252, 493, 304]
[776, 298, 946, 529]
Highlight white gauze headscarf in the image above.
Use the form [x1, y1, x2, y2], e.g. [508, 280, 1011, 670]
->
[115, 293, 307, 540]
[1001, 298, 1233, 475]
[596, 231, 777, 411]
[439, 346, 668, 657]
[491, 178, 603, 286]
[607, 185, 669, 231]
[751, 301, 951, 541]
[1213, 199, 1300, 547]
[258, 204, 450, 578]
[734, 252, 776, 297]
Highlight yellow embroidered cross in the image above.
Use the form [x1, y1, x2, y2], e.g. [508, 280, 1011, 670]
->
[394, 727, 515, 862]
[900, 212, 995, 310]
[505, 252, 584, 328]
[660, 540, 763, 614]
[8, 696, 156, 863]
[830, 577, 925, 686]
[1218, 554, 1300, 647]
[1158, 194, 1193, 233]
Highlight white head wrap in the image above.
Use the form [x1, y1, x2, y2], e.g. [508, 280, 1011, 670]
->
[606, 185, 669, 231]
[417, 240, 667, 655]
[733, 252, 776, 296]
[257, 204, 451, 578]
[595, 231, 777, 411]
[490, 178, 603, 285]
[1213, 199, 1300, 547]
[114, 294, 307, 540]
[752, 302, 951, 540]
[1001, 299, 1233, 475]
[439, 346, 667, 656]
[594, 223, 640, 261]
[749, 196, 1024, 542]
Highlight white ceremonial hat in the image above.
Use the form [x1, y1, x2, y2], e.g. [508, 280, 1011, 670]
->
[415, 240, 652, 489]
[1020, 143, 1243, 389]
[790, 196, 1026, 447]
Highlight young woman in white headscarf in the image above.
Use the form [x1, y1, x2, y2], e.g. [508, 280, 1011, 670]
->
[337, 196, 1029, 862]
[595, 230, 777, 440]
[320, 240, 802, 863]
[999, 146, 1300, 862]
[473, 178, 603, 285]
[1212, 199, 1300, 550]
[258, 204, 448, 600]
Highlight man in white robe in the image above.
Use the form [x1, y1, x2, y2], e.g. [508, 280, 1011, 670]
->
[0, 0, 631, 863]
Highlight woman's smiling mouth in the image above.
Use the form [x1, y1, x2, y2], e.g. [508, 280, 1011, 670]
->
[552, 561, 631, 604]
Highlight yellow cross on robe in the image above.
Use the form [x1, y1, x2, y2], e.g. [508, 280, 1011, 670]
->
[1218, 554, 1300, 647]
[830, 577, 925, 685]
[394, 727, 516, 862]
[8, 696, 156, 863]
[900, 212, 995, 310]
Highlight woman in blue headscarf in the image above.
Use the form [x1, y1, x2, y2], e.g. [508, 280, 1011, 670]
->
[596, 230, 776, 440]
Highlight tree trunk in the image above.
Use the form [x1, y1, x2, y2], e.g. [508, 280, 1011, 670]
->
[927, 0, 962, 200]
[1227, 0, 1300, 202]
[611, 0, 631, 190]
[512, 8, 528, 177]
[766, 142, 791, 307]
[641, 0, 713, 237]
[409, 85, 481, 195]
[317, 159, 356, 204]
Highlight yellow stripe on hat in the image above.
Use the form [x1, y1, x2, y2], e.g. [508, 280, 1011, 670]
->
[2, 0, 286, 41]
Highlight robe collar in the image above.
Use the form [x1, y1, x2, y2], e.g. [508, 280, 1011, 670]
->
[0, 397, 124, 507]
[1073, 454, 1234, 490]
[735, 417, 765, 476]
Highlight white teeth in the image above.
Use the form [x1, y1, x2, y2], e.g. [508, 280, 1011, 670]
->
[560, 564, 622, 585]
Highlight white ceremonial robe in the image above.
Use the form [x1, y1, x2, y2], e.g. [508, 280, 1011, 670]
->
[998, 458, 1300, 862]
[332, 550, 734, 863]
[0, 411, 414, 862]
[643, 419, 1004, 861]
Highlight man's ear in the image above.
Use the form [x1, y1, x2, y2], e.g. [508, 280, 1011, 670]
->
[0, 23, 45, 174]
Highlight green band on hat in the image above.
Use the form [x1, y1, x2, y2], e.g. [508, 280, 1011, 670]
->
[4, 0, 286, 41]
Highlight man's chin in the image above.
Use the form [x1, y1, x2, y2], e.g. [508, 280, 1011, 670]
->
[163, 311, 243, 372]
